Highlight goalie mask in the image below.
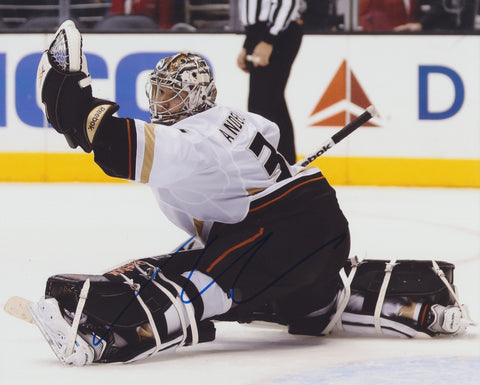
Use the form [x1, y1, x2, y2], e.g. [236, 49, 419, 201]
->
[146, 52, 217, 125]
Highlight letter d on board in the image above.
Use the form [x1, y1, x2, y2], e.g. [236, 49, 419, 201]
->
[419, 65, 464, 120]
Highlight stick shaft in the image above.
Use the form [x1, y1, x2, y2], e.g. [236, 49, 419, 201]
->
[295, 106, 377, 167]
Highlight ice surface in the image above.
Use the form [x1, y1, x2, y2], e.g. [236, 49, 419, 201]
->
[0, 183, 478, 384]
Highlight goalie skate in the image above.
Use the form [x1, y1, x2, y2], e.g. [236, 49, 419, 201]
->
[423, 304, 463, 335]
[27, 297, 100, 366]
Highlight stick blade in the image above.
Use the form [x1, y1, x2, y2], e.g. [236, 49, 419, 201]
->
[4, 296, 35, 324]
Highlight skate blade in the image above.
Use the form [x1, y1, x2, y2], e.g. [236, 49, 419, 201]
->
[27, 300, 69, 364]
[4, 296, 34, 324]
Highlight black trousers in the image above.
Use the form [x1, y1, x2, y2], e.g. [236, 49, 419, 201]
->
[162, 171, 350, 326]
[246, 22, 303, 165]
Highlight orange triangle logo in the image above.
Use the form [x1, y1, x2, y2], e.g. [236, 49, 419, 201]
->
[310, 60, 380, 127]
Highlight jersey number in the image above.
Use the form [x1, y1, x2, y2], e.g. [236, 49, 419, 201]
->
[248, 132, 292, 182]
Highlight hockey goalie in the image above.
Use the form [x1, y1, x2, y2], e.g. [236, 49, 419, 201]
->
[6, 20, 474, 366]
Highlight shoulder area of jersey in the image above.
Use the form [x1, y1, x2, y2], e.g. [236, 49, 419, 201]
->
[172, 104, 242, 130]
[160, 105, 223, 135]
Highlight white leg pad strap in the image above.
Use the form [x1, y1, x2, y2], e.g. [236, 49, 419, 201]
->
[120, 273, 162, 354]
[65, 278, 90, 356]
[322, 256, 359, 334]
[431, 260, 476, 330]
[374, 259, 397, 334]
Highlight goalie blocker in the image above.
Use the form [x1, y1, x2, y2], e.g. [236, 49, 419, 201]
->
[32, 257, 472, 365]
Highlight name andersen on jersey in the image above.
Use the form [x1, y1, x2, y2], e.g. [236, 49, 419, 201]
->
[219, 112, 246, 142]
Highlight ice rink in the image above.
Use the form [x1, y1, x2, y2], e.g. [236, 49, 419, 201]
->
[0, 183, 478, 384]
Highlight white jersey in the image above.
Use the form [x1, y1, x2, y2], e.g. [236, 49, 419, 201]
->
[132, 105, 317, 241]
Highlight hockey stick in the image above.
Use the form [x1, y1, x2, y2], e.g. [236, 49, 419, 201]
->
[4, 296, 34, 324]
[295, 105, 379, 167]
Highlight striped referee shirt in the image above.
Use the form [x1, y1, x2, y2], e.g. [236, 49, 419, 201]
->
[239, 0, 305, 38]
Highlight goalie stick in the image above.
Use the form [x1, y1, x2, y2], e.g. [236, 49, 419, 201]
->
[295, 105, 379, 168]
[4, 296, 34, 324]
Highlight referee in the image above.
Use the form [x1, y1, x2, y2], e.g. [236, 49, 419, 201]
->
[237, 0, 305, 165]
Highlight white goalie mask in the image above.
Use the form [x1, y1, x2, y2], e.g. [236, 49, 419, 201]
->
[146, 52, 217, 125]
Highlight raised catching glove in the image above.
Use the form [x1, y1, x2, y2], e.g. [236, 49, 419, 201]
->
[36, 20, 118, 153]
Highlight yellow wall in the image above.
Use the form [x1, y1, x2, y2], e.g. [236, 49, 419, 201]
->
[1, 152, 478, 187]
[2, 34, 480, 187]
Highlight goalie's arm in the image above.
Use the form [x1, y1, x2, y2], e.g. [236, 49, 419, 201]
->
[90, 114, 137, 180]
[40, 65, 137, 180]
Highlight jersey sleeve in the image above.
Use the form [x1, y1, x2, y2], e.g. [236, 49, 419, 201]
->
[91, 110, 234, 192]
[91, 115, 137, 180]
[133, 119, 215, 187]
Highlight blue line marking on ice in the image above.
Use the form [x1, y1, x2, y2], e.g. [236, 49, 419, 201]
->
[264, 357, 480, 385]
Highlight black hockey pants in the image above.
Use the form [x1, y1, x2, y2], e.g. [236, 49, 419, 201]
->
[162, 171, 350, 327]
